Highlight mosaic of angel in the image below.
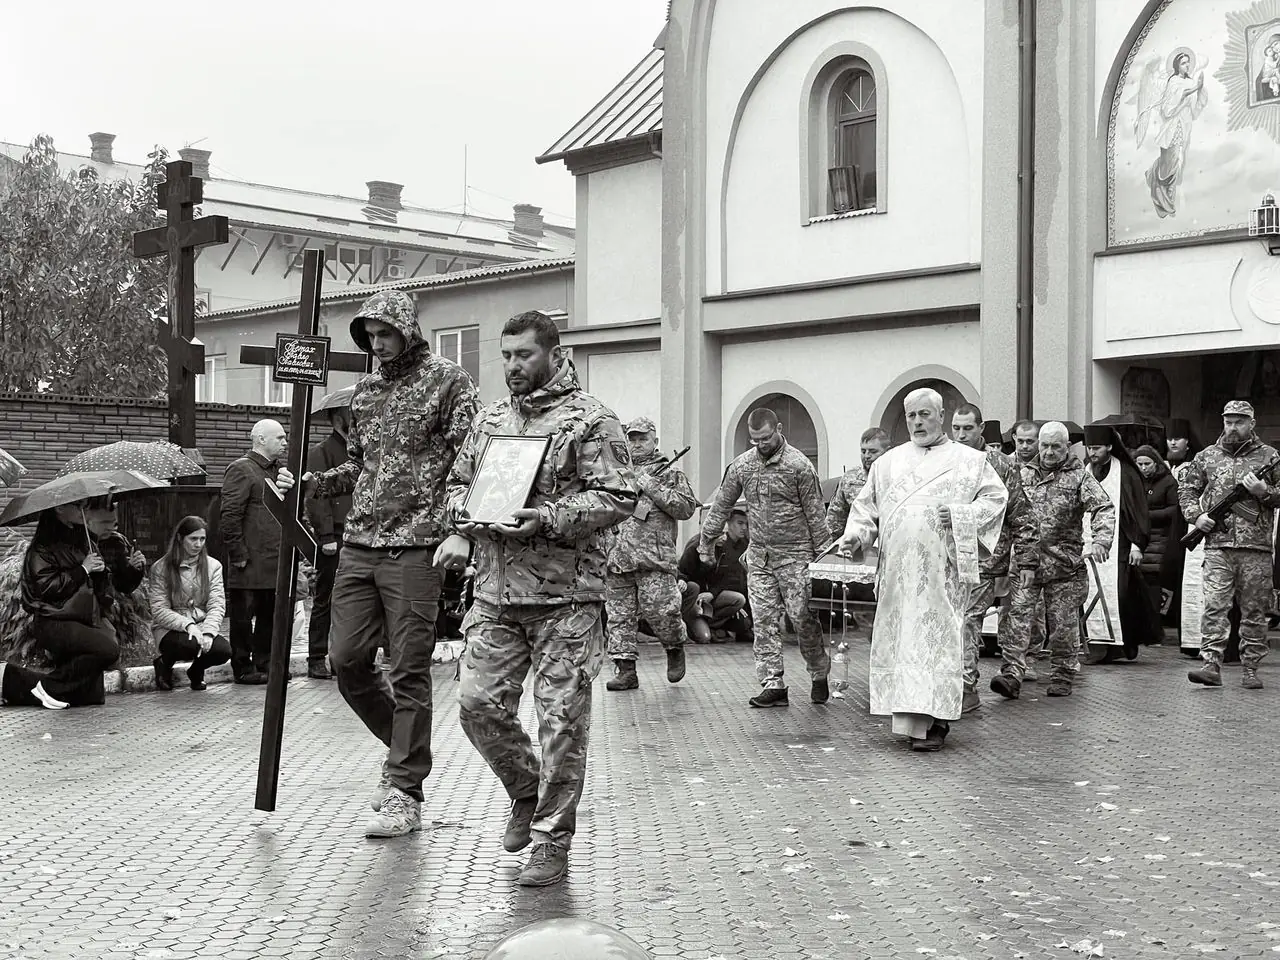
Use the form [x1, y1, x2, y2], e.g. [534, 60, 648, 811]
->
[1131, 47, 1209, 219]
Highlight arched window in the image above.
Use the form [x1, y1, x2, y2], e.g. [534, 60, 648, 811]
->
[829, 66, 877, 213]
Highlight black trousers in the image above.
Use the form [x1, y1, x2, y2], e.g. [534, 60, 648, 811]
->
[227, 588, 275, 677]
[307, 546, 341, 666]
[0, 618, 118, 707]
[157, 630, 233, 672]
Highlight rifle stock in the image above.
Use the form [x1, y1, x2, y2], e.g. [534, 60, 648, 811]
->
[1180, 459, 1279, 549]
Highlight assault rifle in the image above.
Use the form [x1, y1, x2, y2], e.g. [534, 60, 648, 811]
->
[1180, 458, 1280, 549]
[632, 446, 691, 520]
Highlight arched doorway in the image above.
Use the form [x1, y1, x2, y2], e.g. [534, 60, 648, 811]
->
[733, 392, 820, 470]
[880, 378, 968, 445]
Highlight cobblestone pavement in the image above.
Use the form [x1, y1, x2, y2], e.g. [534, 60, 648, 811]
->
[2, 640, 1278, 960]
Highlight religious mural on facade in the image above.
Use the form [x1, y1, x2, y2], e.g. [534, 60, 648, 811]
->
[1110, 0, 1280, 245]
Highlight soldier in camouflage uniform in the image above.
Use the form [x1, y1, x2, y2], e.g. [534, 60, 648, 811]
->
[826, 427, 891, 541]
[1006, 422, 1114, 698]
[950, 407, 1038, 712]
[700, 407, 830, 708]
[1179, 400, 1280, 689]
[604, 417, 699, 691]
[304, 290, 480, 839]
[440, 310, 637, 887]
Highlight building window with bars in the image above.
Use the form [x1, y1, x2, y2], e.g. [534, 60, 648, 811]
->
[437, 327, 480, 383]
[828, 66, 878, 214]
[196, 355, 226, 403]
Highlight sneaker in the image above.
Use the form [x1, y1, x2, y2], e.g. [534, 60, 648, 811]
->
[504, 795, 538, 852]
[1242, 667, 1264, 690]
[153, 656, 174, 692]
[666, 646, 686, 684]
[605, 660, 639, 691]
[748, 687, 789, 708]
[911, 722, 949, 752]
[810, 678, 829, 704]
[961, 687, 981, 714]
[990, 674, 1021, 700]
[1045, 680, 1072, 697]
[364, 787, 421, 838]
[369, 762, 393, 811]
[517, 843, 568, 887]
[1188, 663, 1223, 687]
[31, 682, 69, 710]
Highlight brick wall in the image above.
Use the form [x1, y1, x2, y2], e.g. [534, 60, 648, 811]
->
[0, 394, 291, 552]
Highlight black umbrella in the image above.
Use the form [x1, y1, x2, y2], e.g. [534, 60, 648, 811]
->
[0, 470, 168, 527]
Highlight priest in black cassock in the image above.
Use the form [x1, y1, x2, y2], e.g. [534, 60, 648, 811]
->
[1081, 423, 1161, 657]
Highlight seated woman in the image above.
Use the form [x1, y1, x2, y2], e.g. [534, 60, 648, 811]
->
[147, 516, 230, 691]
[2, 498, 146, 709]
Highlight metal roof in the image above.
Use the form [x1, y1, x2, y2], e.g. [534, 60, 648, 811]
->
[203, 256, 575, 321]
[537, 48, 663, 164]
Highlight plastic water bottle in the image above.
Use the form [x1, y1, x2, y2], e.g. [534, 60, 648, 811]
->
[831, 641, 850, 696]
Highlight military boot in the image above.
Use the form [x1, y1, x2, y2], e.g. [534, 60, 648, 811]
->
[961, 684, 981, 714]
[605, 660, 639, 691]
[1242, 666, 1264, 690]
[666, 646, 686, 683]
[1188, 662, 1223, 687]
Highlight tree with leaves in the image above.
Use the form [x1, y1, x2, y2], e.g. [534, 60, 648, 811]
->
[0, 135, 170, 397]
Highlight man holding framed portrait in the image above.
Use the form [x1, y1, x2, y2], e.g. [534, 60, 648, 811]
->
[438, 309, 637, 888]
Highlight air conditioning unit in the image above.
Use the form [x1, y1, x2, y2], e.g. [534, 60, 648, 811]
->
[385, 263, 407, 280]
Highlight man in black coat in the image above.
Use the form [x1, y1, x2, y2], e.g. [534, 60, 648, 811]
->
[220, 419, 287, 684]
[678, 506, 752, 642]
[304, 404, 353, 680]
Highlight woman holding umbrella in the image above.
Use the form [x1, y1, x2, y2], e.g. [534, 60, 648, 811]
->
[2, 496, 147, 709]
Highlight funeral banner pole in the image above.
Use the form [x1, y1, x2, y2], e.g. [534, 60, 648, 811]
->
[255, 249, 327, 812]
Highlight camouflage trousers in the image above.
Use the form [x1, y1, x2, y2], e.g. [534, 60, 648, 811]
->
[605, 569, 684, 659]
[989, 576, 1045, 680]
[748, 560, 829, 689]
[1201, 548, 1272, 667]
[457, 599, 605, 851]
[1000, 575, 1084, 682]
[960, 579, 997, 688]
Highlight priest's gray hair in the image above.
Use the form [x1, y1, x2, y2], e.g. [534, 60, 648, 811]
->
[903, 387, 944, 413]
[1039, 421, 1070, 444]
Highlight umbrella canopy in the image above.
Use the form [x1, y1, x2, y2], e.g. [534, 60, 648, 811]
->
[0, 470, 168, 527]
[0, 446, 26, 487]
[314, 385, 356, 413]
[1092, 412, 1165, 451]
[57, 441, 204, 481]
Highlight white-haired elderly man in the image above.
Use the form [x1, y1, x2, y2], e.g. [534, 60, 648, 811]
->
[838, 388, 1007, 752]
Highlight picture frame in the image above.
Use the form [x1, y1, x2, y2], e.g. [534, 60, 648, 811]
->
[461, 434, 552, 526]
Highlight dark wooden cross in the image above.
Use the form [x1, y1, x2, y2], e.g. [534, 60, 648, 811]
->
[132, 160, 228, 453]
[238, 249, 371, 812]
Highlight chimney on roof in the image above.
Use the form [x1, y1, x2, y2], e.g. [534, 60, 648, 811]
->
[178, 147, 212, 180]
[366, 180, 404, 210]
[513, 203, 545, 238]
[89, 132, 115, 164]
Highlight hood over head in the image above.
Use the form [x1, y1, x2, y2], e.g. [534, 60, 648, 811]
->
[349, 291, 425, 355]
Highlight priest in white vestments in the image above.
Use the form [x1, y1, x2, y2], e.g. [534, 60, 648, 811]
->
[838, 388, 1007, 752]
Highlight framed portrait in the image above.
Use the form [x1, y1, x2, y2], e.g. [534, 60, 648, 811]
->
[461, 434, 552, 526]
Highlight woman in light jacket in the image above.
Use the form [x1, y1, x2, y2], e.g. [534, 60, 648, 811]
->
[147, 516, 230, 691]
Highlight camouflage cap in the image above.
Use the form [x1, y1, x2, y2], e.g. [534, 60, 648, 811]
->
[625, 416, 657, 435]
[729, 501, 748, 517]
[1223, 400, 1255, 417]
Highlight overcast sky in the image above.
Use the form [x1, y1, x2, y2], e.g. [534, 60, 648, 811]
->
[0, 0, 668, 225]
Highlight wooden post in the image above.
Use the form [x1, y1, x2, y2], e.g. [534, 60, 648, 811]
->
[132, 160, 228, 453]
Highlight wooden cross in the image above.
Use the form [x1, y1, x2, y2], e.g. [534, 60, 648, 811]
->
[132, 160, 229, 452]
[236, 249, 371, 812]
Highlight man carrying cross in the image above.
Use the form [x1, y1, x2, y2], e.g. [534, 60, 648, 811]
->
[302, 290, 479, 838]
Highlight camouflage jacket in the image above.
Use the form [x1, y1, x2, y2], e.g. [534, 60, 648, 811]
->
[607, 451, 698, 576]
[446, 361, 638, 605]
[310, 291, 479, 549]
[1021, 454, 1115, 583]
[825, 465, 866, 542]
[701, 442, 827, 569]
[983, 447, 1039, 577]
[1178, 436, 1280, 553]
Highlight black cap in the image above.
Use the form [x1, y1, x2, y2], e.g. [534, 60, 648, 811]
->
[981, 420, 1003, 444]
[1083, 424, 1114, 446]
[1167, 418, 1191, 440]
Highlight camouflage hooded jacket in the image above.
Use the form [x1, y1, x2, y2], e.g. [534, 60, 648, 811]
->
[446, 361, 638, 605]
[310, 291, 479, 549]
[607, 451, 698, 576]
[1020, 454, 1115, 583]
[1178, 435, 1280, 553]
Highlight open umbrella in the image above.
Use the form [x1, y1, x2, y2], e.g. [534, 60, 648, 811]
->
[0, 446, 25, 487]
[0, 470, 168, 527]
[57, 441, 204, 481]
[1092, 413, 1165, 451]
[314, 385, 356, 413]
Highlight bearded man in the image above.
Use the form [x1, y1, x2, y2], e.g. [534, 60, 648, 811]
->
[838, 389, 1007, 752]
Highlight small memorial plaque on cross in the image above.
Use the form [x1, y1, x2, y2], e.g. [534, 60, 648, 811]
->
[132, 160, 228, 452]
[238, 249, 370, 812]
